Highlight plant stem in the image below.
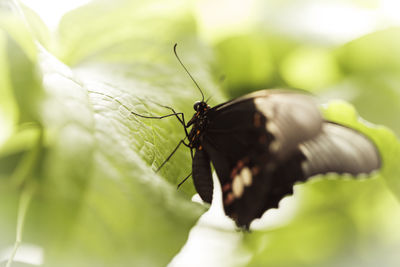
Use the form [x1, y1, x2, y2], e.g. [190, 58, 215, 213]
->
[6, 182, 36, 267]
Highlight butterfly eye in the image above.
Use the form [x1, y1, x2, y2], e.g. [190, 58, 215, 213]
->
[193, 101, 202, 111]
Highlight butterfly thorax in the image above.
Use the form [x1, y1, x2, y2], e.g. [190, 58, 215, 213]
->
[188, 101, 211, 149]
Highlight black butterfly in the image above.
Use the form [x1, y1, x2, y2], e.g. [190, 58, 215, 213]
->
[131, 45, 381, 229]
[186, 89, 380, 228]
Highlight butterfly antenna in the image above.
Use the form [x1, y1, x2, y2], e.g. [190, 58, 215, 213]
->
[173, 43, 205, 102]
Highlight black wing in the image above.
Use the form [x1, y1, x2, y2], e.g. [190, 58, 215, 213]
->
[195, 90, 380, 228]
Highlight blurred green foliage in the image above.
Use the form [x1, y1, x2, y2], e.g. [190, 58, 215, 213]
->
[0, 0, 399, 267]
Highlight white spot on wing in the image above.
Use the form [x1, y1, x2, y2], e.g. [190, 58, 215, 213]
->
[266, 122, 282, 152]
[266, 121, 280, 135]
[269, 140, 281, 152]
[300, 159, 310, 176]
[262, 105, 274, 118]
[232, 176, 244, 198]
[239, 167, 252, 186]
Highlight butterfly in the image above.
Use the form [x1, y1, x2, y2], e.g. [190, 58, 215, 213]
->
[186, 89, 380, 228]
[130, 44, 381, 229]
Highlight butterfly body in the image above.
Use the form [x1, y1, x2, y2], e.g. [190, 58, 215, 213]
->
[187, 101, 211, 150]
[186, 90, 380, 229]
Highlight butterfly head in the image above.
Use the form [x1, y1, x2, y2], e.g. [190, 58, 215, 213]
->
[188, 100, 210, 127]
[193, 101, 209, 112]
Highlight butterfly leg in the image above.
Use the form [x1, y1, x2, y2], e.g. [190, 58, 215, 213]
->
[177, 172, 192, 189]
[145, 103, 196, 165]
[89, 90, 187, 124]
[145, 101, 190, 139]
[156, 139, 190, 173]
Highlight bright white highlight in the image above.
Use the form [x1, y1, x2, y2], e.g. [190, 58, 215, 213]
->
[196, 0, 400, 44]
[280, 3, 377, 44]
[380, 0, 400, 25]
[195, 0, 258, 42]
[21, 0, 91, 30]
[169, 172, 250, 267]
[0, 244, 43, 266]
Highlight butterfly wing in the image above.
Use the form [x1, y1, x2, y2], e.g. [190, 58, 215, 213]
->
[300, 122, 380, 177]
[195, 90, 380, 228]
[199, 90, 323, 192]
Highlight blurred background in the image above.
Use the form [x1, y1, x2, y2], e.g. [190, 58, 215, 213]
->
[1, 0, 400, 266]
[22, 0, 400, 136]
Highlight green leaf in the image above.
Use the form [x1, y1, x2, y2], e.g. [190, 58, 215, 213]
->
[214, 35, 276, 97]
[280, 46, 342, 91]
[318, 75, 400, 136]
[19, 2, 51, 49]
[336, 28, 400, 75]
[57, 0, 198, 65]
[322, 101, 400, 201]
[214, 33, 299, 98]
[2, 1, 400, 266]
[0, 1, 38, 62]
[0, 0, 226, 266]
[28, 48, 208, 267]
[0, 0, 44, 146]
[0, 30, 18, 147]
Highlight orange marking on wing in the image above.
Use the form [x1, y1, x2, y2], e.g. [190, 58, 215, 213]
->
[230, 167, 238, 179]
[258, 134, 267, 144]
[224, 193, 235, 206]
[251, 166, 260, 175]
[253, 112, 262, 127]
[237, 160, 244, 169]
[222, 183, 231, 192]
